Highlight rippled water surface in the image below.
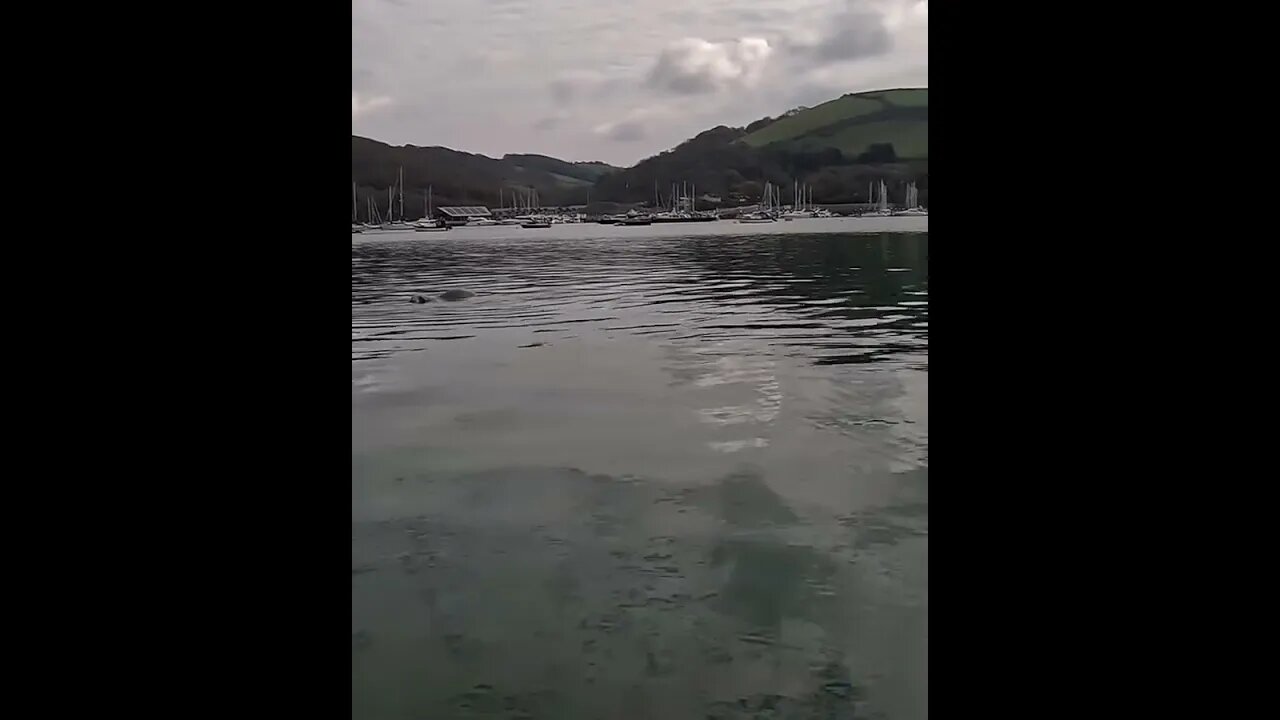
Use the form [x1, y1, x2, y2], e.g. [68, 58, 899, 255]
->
[352, 220, 927, 720]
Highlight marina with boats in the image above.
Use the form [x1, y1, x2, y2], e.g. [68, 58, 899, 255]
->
[353, 166, 926, 234]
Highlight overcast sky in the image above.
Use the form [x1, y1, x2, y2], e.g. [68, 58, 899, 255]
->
[352, 0, 927, 166]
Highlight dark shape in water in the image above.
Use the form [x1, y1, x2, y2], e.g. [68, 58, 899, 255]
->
[408, 294, 433, 304]
[438, 289, 476, 301]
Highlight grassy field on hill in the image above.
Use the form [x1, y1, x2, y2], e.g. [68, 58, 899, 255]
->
[742, 88, 928, 160]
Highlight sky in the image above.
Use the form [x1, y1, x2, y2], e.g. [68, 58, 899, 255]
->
[352, 0, 927, 167]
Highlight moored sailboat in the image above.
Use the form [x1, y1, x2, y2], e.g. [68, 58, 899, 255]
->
[894, 181, 927, 216]
[415, 186, 449, 232]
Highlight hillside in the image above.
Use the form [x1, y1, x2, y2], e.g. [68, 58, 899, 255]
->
[592, 88, 927, 207]
[501, 154, 617, 185]
[351, 137, 619, 219]
[742, 88, 927, 159]
[351, 88, 927, 217]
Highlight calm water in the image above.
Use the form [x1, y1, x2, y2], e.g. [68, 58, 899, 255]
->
[352, 219, 928, 720]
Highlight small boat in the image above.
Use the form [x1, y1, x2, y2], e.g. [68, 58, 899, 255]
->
[415, 187, 450, 231]
[781, 182, 831, 219]
[617, 210, 652, 226]
[739, 182, 781, 223]
[649, 212, 717, 223]
[521, 214, 552, 228]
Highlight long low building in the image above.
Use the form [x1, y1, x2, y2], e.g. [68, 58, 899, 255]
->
[436, 206, 492, 222]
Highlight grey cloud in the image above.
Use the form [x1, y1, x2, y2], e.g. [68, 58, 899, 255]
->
[549, 78, 577, 103]
[813, 10, 891, 61]
[604, 121, 645, 142]
[352, 68, 374, 88]
[486, 0, 529, 21]
[649, 57, 716, 94]
[548, 71, 628, 105]
[534, 116, 563, 131]
[784, 4, 893, 64]
[646, 37, 773, 95]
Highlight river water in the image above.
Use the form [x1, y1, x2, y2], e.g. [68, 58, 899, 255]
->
[352, 218, 928, 719]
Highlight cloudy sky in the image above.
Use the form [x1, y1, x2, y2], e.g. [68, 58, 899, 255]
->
[352, 0, 927, 166]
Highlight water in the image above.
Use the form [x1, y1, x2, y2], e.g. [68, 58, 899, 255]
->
[352, 219, 928, 720]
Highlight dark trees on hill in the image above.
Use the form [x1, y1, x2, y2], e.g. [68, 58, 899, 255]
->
[856, 143, 898, 164]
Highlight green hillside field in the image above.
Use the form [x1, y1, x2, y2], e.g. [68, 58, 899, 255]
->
[742, 88, 928, 160]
